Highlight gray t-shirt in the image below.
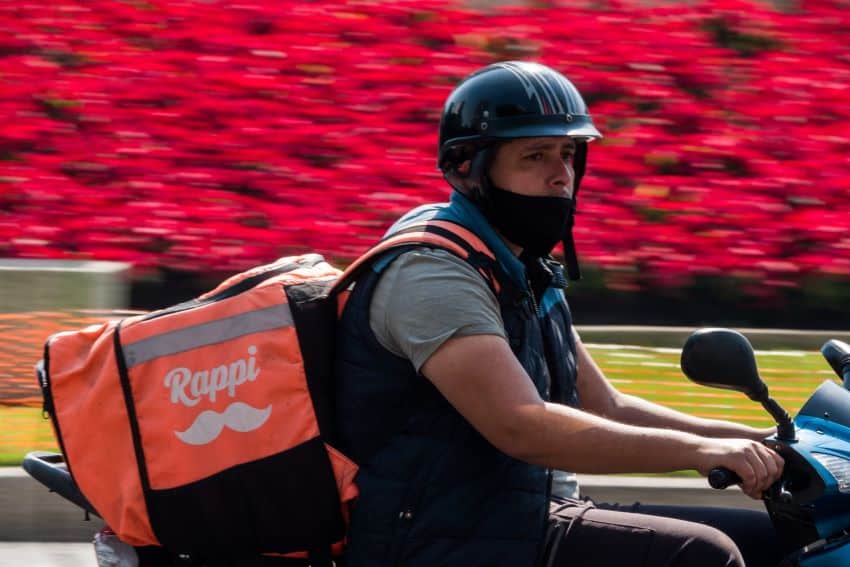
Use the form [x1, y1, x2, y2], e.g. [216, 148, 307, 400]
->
[369, 248, 506, 371]
[368, 247, 580, 499]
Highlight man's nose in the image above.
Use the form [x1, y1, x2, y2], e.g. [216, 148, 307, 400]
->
[548, 160, 575, 198]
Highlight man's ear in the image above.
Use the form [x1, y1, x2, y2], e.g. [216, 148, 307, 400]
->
[444, 159, 474, 194]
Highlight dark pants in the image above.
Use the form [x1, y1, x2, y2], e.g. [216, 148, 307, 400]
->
[544, 498, 781, 567]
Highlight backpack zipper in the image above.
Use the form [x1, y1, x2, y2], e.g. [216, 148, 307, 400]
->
[140, 255, 325, 322]
[37, 358, 53, 419]
[38, 341, 74, 481]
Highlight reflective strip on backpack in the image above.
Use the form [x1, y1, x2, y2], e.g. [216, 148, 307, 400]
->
[123, 304, 293, 368]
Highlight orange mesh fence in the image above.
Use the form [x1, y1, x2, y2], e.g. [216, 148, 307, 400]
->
[0, 310, 141, 407]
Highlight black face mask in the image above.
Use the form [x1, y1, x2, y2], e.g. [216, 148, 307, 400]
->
[486, 184, 575, 258]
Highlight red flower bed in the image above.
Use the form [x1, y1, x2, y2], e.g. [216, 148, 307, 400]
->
[1, 0, 848, 296]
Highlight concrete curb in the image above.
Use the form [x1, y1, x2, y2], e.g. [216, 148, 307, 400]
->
[0, 259, 130, 313]
[0, 467, 761, 542]
[575, 325, 850, 350]
[0, 468, 104, 542]
[577, 474, 762, 511]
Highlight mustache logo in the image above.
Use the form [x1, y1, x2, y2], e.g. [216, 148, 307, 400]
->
[174, 402, 272, 446]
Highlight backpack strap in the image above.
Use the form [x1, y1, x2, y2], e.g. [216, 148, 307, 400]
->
[330, 219, 505, 298]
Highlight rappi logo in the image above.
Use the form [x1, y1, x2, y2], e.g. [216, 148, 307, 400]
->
[164, 345, 272, 446]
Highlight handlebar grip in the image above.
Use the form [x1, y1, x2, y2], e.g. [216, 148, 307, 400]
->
[708, 467, 742, 489]
[821, 340, 850, 386]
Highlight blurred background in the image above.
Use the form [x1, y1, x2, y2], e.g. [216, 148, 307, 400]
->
[0, 5, 849, 558]
[0, 0, 849, 459]
[1, 0, 848, 325]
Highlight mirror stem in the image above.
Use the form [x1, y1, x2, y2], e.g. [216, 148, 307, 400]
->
[760, 397, 796, 441]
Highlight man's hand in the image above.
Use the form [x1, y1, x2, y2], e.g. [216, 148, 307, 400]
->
[695, 438, 784, 499]
[752, 426, 779, 441]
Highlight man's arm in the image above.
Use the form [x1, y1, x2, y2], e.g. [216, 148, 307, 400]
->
[421, 334, 783, 499]
[574, 338, 775, 441]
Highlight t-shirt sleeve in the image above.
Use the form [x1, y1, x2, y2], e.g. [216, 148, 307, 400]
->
[369, 248, 507, 372]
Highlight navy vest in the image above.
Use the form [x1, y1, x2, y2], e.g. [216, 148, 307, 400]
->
[335, 192, 579, 566]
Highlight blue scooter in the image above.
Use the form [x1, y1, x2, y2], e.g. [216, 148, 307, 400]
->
[681, 328, 850, 567]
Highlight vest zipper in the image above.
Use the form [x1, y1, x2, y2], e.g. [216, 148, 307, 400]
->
[140, 255, 324, 322]
[520, 279, 540, 321]
[539, 468, 554, 564]
[542, 519, 567, 567]
[528, 287, 540, 317]
[529, 278, 554, 566]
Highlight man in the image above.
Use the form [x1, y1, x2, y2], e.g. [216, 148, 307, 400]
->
[335, 61, 784, 566]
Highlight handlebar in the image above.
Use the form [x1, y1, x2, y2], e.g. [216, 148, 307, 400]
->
[821, 339, 850, 389]
[708, 467, 741, 489]
[709, 465, 794, 503]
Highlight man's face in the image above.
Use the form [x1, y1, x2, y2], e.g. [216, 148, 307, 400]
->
[488, 136, 576, 199]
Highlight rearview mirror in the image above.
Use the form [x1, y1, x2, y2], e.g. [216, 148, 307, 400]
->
[680, 328, 768, 402]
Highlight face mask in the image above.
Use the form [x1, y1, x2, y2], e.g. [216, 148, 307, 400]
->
[486, 184, 575, 257]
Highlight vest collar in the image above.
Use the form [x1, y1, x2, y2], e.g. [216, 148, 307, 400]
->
[445, 191, 528, 290]
[382, 191, 530, 292]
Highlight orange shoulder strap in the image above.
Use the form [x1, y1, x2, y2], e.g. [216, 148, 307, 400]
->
[332, 219, 502, 297]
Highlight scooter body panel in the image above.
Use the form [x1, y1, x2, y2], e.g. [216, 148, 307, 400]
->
[790, 389, 850, 539]
[798, 535, 850, 567]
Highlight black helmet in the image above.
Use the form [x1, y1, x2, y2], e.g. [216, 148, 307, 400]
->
[438, 61, 601, 171]
[437, 61, 602, 280]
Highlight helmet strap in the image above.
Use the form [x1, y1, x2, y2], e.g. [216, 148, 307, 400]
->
[561, 217, 581, 281]
[467, 146, 495, 202]
[562, 141, 587, 280]
[572, 142, 588, 201]
[445, 144, 498, 217]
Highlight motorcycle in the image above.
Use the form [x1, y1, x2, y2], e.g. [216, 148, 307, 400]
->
[23, 327, 850, 566]
[681, 328, 850, 567]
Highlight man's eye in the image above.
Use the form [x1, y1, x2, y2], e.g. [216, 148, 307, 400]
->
[525, 152, 543, 161]
[562, 152, 575, 162]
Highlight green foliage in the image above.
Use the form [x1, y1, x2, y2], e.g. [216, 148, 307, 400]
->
[0, 407, 59, 466]
[702, 17, 784, 57]
[635, 206, 671, 223]
[35, 97, 81, 122]
[39, 49, 92, 69]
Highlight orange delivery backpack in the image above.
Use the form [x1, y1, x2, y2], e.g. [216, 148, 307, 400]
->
[35, 220, 500, 562]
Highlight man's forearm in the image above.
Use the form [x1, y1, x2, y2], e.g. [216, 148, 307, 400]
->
[510, 401, 709, 474]
[604, 392, 773, 441]
[503, 400, 782, 499]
